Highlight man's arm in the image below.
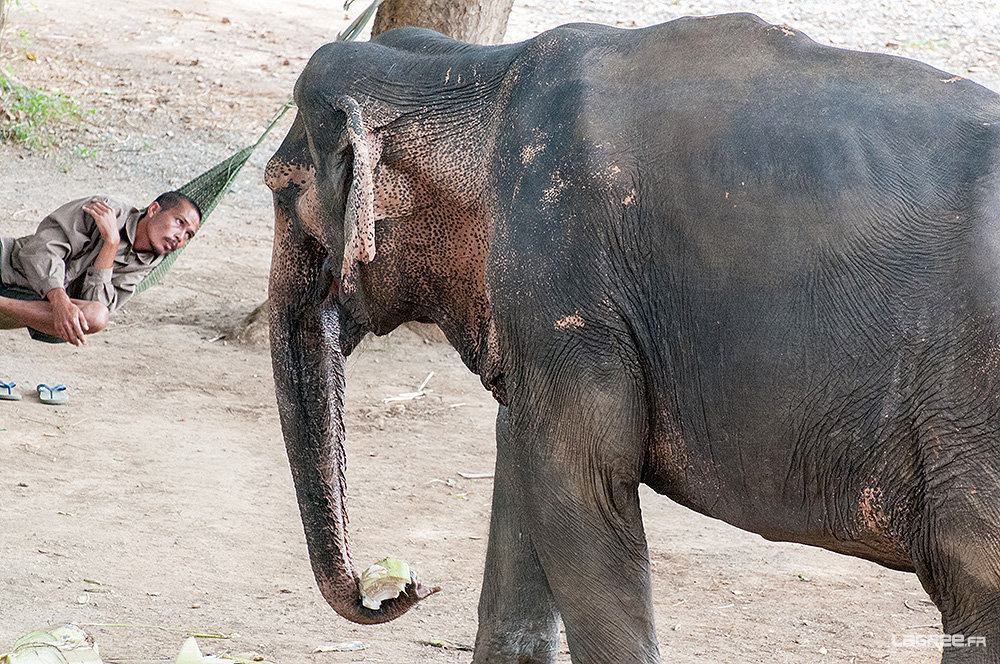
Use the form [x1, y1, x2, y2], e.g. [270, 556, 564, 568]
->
[76, 199, 124, 309]
[84, 199, 120, 269]
[40, 200, 121, 345]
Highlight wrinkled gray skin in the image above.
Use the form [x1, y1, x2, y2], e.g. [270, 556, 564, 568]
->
[266, 13, 1000, 663]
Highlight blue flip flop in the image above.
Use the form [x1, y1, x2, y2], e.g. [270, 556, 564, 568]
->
[37, 383, 68, 405]
[0, 380, 21, 401]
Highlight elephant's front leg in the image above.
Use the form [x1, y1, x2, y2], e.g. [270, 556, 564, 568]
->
[507, 364, 659, 663]
[474, 406, 561, 664]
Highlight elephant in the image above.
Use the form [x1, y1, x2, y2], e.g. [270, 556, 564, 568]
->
[265, 12, 1000, 663]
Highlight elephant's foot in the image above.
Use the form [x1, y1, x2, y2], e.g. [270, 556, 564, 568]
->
[473, 621, 560, 664]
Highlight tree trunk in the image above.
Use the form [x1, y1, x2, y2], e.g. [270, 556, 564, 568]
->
[372, 0, 515, 44]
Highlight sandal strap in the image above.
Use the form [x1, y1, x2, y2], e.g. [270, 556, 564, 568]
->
[37, 383, 67, 398]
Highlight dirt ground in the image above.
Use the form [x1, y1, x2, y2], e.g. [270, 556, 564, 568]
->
[0, 1, 997, 662]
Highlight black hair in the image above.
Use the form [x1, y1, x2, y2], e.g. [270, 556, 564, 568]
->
[154, 191, 203, 222]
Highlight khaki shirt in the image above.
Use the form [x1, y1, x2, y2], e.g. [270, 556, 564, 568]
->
[0, 196, 163, 312]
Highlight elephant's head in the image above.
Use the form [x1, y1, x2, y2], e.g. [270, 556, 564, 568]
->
[264, 35, 505, 624]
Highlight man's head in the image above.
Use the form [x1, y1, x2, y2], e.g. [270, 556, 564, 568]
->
[134, 191, 202, 255]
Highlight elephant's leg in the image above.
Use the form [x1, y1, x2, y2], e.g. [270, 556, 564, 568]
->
[474, 406, 560, 664]
[510, 366, 658, 663]
[911, 496, 1000, 663]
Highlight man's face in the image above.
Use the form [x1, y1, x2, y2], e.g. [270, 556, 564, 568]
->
[142, 200, 201, 255]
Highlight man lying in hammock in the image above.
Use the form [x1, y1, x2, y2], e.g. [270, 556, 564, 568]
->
[0, 192, 201, 346]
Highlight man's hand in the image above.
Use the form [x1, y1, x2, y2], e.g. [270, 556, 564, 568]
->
[46, 287, 89, 346]
[83, 199, 121, 245]
[84, 199, 121, 270]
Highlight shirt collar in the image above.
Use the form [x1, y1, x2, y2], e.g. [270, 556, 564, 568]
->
[124, 206, 159, 266]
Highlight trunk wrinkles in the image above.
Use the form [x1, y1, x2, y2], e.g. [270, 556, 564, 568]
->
[272, 286, 438, 624]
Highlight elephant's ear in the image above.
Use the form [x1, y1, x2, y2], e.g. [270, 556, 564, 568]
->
[334, 95, 378, 270]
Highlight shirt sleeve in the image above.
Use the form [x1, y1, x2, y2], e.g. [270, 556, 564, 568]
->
[20, 197, 125, 309]
[106, 268, 145, 312]
[76, 264, 118, 309]
[15, 198, 92, 298]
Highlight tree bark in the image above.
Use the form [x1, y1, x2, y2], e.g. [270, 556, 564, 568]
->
[372, 0, 515, 44]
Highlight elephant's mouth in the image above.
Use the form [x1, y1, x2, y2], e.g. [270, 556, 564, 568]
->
[316, 254, 366, 355]
[335, 296, 367, 356]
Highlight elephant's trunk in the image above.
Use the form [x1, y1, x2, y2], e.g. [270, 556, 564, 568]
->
[270, 271, 437, 624]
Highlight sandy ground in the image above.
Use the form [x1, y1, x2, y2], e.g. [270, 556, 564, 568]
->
[0, 1, 997, 662]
